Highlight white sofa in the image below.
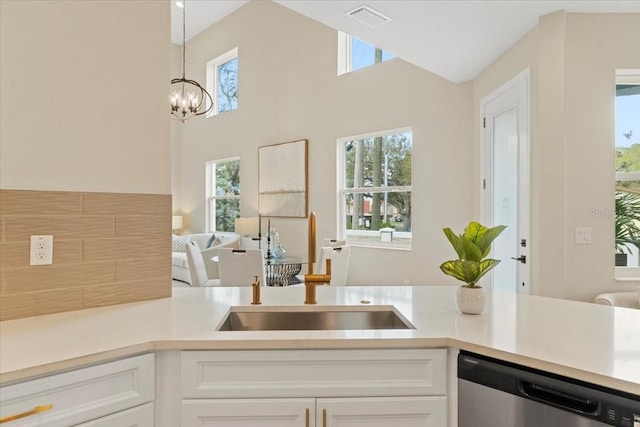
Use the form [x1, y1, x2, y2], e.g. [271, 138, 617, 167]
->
[594, 290, 639, 309]
[172, 232, 240, 284]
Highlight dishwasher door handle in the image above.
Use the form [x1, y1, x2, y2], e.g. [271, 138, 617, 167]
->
[519, 381, 600, 416]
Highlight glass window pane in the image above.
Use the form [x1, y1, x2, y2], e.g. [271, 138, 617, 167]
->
[616, 86, 640, 192]
[215, 160, 240, 196]
[344, 132, 412, 189]
[218, 57, 238, 113]
[215, 199, 240, 232]
[344, 191, 411, 232]
[615, 83, 640, 268]
[352, 37, 395, 72]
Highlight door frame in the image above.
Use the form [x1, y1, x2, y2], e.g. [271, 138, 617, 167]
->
[480, 68, 531, 293]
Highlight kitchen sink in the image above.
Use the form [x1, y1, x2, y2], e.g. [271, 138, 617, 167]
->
[216, 306, 414, 331]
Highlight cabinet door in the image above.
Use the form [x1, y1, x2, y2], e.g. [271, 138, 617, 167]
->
[181, 398, 315, 427]
[317, 396, 447, 427]
[75, 403, 154, 426]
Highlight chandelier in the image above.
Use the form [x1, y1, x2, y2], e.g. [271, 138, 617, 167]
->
[170, 1, 213, 122]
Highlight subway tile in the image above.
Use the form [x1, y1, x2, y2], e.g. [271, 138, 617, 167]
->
[116, 255, 171, 282]
[82, 278, 171, 308]
[0, 240, 83, 268]
[0, 262, 114, 294]
[0, 288, 84, 321]
[84, 237, 169, 262]
[0, 190, 82, 216]
[4, 216, 114, 241]
[83, 193, 171, 215]
[115, 215, 171, 237]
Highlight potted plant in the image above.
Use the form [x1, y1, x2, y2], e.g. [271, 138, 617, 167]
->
[615, 191, 640, 267]
[440, 221, 506, 314]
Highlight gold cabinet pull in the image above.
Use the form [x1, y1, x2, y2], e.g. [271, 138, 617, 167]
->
[0, 404, 53, 423]
[322, 408, 327, 427]
[305, 408, 310, 427]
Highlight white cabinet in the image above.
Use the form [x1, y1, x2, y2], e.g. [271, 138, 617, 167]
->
[181, 398, 314, 426]
[318, 396, 447, 427]
[180, 396, 446, 427]
[179, 349, 447, 427]
[75, 403, 154, 427]
[0, 353, 154, 427]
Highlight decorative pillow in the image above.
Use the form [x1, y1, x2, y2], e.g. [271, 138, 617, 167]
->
[206, 233, 217, 248]
[172, 234, 191, 252]
[210, 236, 224, 247]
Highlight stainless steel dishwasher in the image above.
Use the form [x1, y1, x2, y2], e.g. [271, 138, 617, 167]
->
[458, 351, 640, 427]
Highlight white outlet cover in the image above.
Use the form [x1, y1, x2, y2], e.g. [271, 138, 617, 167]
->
[30, 235, 53, 265]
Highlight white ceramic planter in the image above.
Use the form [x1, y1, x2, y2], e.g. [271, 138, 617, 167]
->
[456, 286, 486, 315]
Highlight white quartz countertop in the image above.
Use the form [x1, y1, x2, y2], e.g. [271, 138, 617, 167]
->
[1, 286, 638, 395]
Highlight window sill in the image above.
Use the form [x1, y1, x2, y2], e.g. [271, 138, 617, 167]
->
[347, 240, 412, 251]
[615, 267, 640, 281]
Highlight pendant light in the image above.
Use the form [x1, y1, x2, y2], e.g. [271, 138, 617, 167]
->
[169, 0, 213, 122]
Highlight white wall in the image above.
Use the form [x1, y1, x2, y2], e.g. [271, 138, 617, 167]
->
[474, 11, 640, 301]
[173, 1, 475, 285]
[0, 0, 171, 194]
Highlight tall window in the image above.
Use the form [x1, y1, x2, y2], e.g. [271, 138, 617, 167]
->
[337, 31, 395, 75]
[338, 128, 412, 249]
[206, 158, 240, 232]
[615, 71, 640, 273]
[206, 47, 238, 116]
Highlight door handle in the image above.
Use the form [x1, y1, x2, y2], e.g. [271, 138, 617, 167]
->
[511, 255, 526, 264]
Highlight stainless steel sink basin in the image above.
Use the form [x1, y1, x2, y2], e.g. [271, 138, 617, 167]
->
[216, 306, 414, 331]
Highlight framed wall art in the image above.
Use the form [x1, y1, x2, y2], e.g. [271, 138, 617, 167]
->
[258, 139, 308, 217]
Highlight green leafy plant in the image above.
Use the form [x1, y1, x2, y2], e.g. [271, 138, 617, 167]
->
[440, 221, 506, 288]
[615, 190, 640, 253]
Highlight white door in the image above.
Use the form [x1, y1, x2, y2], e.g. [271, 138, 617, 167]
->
[317, 396, 447, 427]
[481, 70, 530, 294]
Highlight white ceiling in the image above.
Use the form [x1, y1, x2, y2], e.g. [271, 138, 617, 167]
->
[171, 0, 640, 83]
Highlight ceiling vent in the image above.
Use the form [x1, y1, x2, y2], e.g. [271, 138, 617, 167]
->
[346, 5, 391, 28]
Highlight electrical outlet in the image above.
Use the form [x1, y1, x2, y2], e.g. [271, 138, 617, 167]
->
[30, 235, 53, 265]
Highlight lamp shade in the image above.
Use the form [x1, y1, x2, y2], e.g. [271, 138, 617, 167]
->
[172, 216, 184, 230]
[235, 217, 259, 237]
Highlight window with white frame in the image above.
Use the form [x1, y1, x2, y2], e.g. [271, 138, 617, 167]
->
[206, 157, 240, 233]
[338, 128, 412, 249]
[206, 47, 238, 116]
[615, 70, 640, 277]
[337, 31, 395, 75]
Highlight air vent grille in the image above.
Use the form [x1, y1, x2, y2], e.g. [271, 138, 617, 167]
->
[346, 5, 391, 28]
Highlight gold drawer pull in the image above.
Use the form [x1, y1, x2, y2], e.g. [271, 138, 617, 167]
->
[322, 408, 327, 427]
[305, 408, 310, 427]
[0, 404, 53, 423]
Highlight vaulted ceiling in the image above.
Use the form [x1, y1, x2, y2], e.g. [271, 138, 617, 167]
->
[171, 0, 640, 83]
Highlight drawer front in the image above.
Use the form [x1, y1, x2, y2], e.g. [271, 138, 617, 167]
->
[0, 353, 154, 427]
[75, 402, 154, 427]
[181, 349, 446, 398]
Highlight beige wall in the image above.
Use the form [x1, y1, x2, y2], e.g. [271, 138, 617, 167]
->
[0, 0, 171, 195]
[173, 1, 475, 285]
[0, 1, 172, 319]
[474, 11, 640, 301]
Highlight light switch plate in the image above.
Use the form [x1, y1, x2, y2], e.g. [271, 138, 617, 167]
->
[574, 227, 592, 245]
